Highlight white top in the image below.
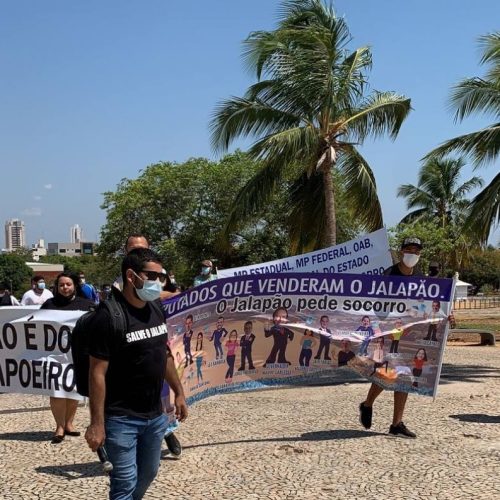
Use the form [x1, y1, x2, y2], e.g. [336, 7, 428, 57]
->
[20, 289, 53, 305]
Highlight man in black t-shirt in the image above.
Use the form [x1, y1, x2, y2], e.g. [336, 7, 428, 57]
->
[85, 248, 188, 499]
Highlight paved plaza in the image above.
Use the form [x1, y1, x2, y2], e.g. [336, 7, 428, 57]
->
[0, 344, 499, 499]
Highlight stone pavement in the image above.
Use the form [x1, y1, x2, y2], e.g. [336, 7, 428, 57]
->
[0, 345, 499, 500]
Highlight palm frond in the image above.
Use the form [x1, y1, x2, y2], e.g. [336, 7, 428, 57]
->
[399, 208, 429, 225]
[479, 32, 500, 81]
[248, 124, 319, 166]
[343, 91, 412, 142]
[424, 123, 500, 166]
[450, 78, 500, 121]
[210, 97, 300, 153]
[333, 47, 372, 110]
[396, 184, 435, 211]
[454, 176, 484, 198]
[465, 172, 500, 244]
[337, 144, 383, 230]
[222, 158, 289, 240]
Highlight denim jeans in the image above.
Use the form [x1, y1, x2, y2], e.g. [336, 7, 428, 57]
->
[105, 413, 168, 500]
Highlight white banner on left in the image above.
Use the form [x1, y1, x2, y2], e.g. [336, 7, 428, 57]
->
[0, 308, 84, 400]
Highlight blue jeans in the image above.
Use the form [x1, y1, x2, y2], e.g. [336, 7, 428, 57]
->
[105, 413, 168, 500]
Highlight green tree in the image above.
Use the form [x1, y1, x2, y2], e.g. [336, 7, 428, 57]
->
[0, 254, 33, 296]
[460, 247, 500, 291]
[210, 0, 411, 251]
[99, 153, 294, 285]
[98, 152, 364, 285]
[39, 254, 118, 287]
[397, 157, 483, 228]
[426, 32, 500, 242]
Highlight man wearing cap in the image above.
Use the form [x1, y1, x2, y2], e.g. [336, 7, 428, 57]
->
[193, 259, 217, 287]
[359, 237, 423, 438]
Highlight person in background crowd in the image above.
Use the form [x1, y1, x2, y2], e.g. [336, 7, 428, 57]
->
[21, 275, 53, 305]
[0, 282, 20, 306]
[41, 272, 94, 443]
[428, 261, 440, 277]
[193, 259, 217, 287]
[78, 272, 100, 304]
[85, 249, 187, 499]
[101, 284, 112, 301]
[114, 235, 179, 300]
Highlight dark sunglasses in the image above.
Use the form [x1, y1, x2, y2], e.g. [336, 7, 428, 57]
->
[134, 270, 167, 283]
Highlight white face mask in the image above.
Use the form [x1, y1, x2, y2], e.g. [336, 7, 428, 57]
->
[402, 253, 420, 268]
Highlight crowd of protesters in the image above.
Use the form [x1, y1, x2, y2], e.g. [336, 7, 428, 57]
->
[0, 233, 456, 499]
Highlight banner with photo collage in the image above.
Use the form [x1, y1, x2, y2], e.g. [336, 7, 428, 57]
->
[163, 273, 455, 405]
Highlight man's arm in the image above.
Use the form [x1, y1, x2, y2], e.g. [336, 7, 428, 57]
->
[85, 356, 109, 452]
[165, 352, 188, 422]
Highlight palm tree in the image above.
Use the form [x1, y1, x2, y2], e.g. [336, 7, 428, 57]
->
[210, 0, 411, 251]
[425, 32, 500, 243]
[397, 157, 483, 228]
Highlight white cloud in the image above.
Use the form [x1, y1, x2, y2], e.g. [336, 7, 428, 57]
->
[44, 183, 52, 190]
[21, 207, 42, 217]
[34, 195, 42, 200]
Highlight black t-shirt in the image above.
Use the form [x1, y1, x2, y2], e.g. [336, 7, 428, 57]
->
[40, 295, 94, 311]
[384, 263, 423, 277]
[87, 298, 168, 419]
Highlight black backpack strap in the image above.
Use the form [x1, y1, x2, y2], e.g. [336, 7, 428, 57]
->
[102, 295, 127, 335]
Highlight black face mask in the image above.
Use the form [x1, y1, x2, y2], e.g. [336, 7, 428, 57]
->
[429, 268, 439, 277]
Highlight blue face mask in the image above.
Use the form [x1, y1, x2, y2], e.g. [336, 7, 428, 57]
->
[132, 272, 162, 302]
[37, 282, 46, 290]
[201, 266, 211, 275]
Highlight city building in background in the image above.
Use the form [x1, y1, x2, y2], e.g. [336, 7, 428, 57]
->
[47, 241, 95, 257]
[4, 219, 26, 251]
[31, 239, 47, 261]
[70, 224, 83, 243]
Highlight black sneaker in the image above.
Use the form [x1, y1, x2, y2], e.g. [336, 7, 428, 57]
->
[388, 422, 416, 439]
[164, 433, 182, 459]
[359, 402, 372, 429]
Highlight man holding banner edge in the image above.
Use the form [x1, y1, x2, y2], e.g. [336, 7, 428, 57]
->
[359, 237, 453, 438]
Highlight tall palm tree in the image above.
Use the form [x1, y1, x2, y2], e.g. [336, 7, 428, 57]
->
[397, 157, 483, 228]
[426, 32, 500, 243]
[210, 0, 411, 251]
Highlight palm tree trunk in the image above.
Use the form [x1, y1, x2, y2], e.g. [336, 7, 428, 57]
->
[323, 165, 336, 247]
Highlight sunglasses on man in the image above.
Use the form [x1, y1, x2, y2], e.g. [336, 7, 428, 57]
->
[133, 270, 167, 283]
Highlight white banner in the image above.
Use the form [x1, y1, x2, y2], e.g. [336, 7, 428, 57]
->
[0, 309, 84, 400]
[218, 228, 392, 278]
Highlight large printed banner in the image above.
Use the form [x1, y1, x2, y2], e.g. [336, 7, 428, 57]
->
[0, 272, 454, 403]
[217, 228, 391, 278]
[0, 308, 82, 400]
[164, 273, 454, 404]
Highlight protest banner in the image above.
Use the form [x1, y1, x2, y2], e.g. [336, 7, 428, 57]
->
[217, 228, 391, 278]
[1, 273, 454, 406]
[0, 309, 82, 400]
[163, 272, 455, 404]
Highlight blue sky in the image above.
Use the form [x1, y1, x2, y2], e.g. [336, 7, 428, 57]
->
[1, 0, 499, 247]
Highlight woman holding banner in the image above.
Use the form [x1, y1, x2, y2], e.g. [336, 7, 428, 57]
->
[41, 272, 94, 444]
